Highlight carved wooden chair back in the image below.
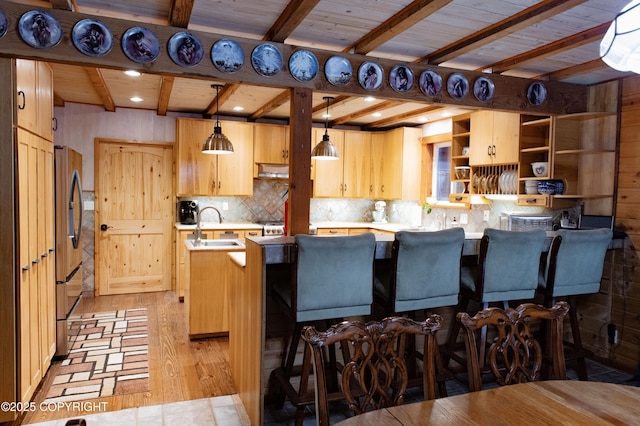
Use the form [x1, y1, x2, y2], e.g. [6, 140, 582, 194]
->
[302, 315, 442, 425]
[457, 302, 569, 392]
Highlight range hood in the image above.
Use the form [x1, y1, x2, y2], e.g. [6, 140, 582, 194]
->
[256, 163, 289, 179]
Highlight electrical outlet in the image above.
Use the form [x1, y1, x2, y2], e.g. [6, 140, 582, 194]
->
[483, 210, 490, 221]
[222, 202, 229, 211]
[460, 213, 468, 224]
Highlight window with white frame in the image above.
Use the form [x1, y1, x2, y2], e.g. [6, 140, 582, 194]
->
[431, 142, 451, 202]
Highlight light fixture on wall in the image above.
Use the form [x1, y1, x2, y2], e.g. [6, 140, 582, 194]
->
[311, 96, 339, 160]
[600, 0, 640, 74]
[202, 84, 234, 154]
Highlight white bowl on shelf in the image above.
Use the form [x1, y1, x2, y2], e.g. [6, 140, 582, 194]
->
[531, 162, 548, 177]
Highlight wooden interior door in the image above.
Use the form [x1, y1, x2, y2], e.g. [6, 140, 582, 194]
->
[95, 140, 174, 295]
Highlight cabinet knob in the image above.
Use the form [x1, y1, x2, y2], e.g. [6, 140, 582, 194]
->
[381, 185, 385, 193]
[100, 223, 113, 231]
[525, 198, 536, 204]
[32, 258, 40, 264]
[492, 145, 496, 156]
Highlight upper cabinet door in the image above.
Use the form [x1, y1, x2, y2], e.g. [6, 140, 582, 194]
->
[217, 121, 254, 196]
[342, 131, 371, 198]
[312, 128, 344, 198]
[469, 110, 494, 166]
[470, 110, 519, 165]
[16, 59, 37, 133]
[253, 124, 289, 177]
[36, 62, 54, 141]
[176, 118, 218, 196]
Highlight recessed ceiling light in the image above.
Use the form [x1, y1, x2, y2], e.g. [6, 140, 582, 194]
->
[418, 116, 428, 122]
[130, 96, 143, 102]
[364, 96, 376, 102]
[233, 106, 244, 111]
[372, 112, 382, 117]
[124, 70, 141, 77]
[322, 113, 331, 119]
[441, 111, 452, 117]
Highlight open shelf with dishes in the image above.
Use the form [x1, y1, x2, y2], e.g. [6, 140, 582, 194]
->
[471, 164, 518, 196]
[450, 113, 471, 202]
[518, 115, 551, 206]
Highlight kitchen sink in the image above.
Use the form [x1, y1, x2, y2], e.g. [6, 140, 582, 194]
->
[188, 239, 244, 248]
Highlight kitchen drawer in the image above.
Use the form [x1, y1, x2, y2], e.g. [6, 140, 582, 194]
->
[213, 229, 246, 239]
[517, 194, 549, 207]
[317, 228, 349, 236]
[449, 193, 470, 204]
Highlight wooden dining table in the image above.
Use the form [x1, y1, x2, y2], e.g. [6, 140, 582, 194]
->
[335, 380, 640, 425]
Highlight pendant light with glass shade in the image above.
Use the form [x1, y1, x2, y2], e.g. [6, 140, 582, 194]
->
[202, 84, 234, 154]
[311, 96, 339, 160]
[600, 0, 640, 74]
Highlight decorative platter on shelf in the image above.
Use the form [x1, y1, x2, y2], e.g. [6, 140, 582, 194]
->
[289, 50, 319, 82]
[168, 31, 204, 67]
[19, 10, 62, 49]
[251, 43, 283, 77]
[419, 70, 442, 97]
[389, 64, 413, 92]
[447, 73, 469, 99]
[0, 9, 8, 39]
[122, 26, 160, 63]
[527, 82, 547, 106]
[325, 56, 352, 87]
[473, 76, 494, 103]
[72, 19, 113, 57]
[211, 39, 244, 73]
[358, 61, 383, 91]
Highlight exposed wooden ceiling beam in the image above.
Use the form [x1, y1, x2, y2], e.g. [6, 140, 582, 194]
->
[205, 83, 240, 116]
[483, 22, 610, 74]
[249, 89, 291, 120]
[418, 0, 588, 65]
[541, 59, 610, 81]
[264, 0, 320, 43]
[312, 95, 351, 115]
[365, 105, 442, 129]
[169, 0, 195, 28]
[332, 100, 401, 125]
[83, 67, 115, 112]
[50, 0, 77, 11]
[346, 0, 451, 55]
[157, 76, 174, 116]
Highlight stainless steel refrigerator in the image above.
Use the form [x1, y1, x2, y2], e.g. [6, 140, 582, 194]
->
[54, 146, 84, 357]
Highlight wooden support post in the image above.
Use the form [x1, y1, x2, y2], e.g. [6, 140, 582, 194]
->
[287, 87, 312, 236]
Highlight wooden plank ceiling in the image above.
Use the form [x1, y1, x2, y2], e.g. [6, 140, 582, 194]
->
[18, 0, 635, 128]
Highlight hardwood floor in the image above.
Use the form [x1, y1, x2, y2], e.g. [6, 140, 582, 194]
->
[21, 291, 236, 424]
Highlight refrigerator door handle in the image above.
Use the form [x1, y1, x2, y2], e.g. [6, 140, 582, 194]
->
[68, 169, 84, 249]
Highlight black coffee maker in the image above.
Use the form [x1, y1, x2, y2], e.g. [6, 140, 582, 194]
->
[178, 200, 198, 224]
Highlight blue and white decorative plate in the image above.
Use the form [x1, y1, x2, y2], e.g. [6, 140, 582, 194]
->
[122, 26, 160, 63]
[447, 73, 469, 99]
[325, 56, 352, 87]
[168, 31, 204, 67]
[0, 9, 8, 39]
[419, 70, 442, 97]
[527, 82, 546, 106]
[251, 43, 283, 77]
[72, 19, 113, 57]
[289, 50, 319, 82]
[18, 10, 62, 49]
[358, 61, 383, 91]
[389, 64, 413, 93]
[211, 39, 244, 73]
[473, 76, 494, 103]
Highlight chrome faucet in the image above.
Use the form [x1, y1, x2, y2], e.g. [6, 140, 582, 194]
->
[194, 206, 223, 245]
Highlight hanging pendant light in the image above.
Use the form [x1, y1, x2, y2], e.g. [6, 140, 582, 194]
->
[202, 84, 234, 154]
[311, 96, 339, 160]
[600, 0, 640, 74]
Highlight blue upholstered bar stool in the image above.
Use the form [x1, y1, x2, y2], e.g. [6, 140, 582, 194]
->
[375, 228, 465, 396]
[269, 232, 377, 425]
[444, 228, 547, 370]
[538, 228, 613, 381]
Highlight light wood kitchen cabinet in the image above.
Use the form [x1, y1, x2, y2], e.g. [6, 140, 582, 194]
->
[312, 128, 345, 197]
[253, 123, 290, 177]
[381, 127, 422, 200]
[16, 129, 55, 404]
[184, 246, 244, 337]
[176, 118, 254, 196]
[469, 110, 520, 166]
[16, 60, 54, 141]
[370, 133, 385, 198]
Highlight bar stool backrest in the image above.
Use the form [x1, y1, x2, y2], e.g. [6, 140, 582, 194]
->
[541, 228, 613, 297]
[392, 228, 465, 313]
[293, 233, 376, 322]
[476, 228, 546, 302]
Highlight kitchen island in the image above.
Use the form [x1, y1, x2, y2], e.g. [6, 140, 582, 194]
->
[232, 231, 623, 425]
